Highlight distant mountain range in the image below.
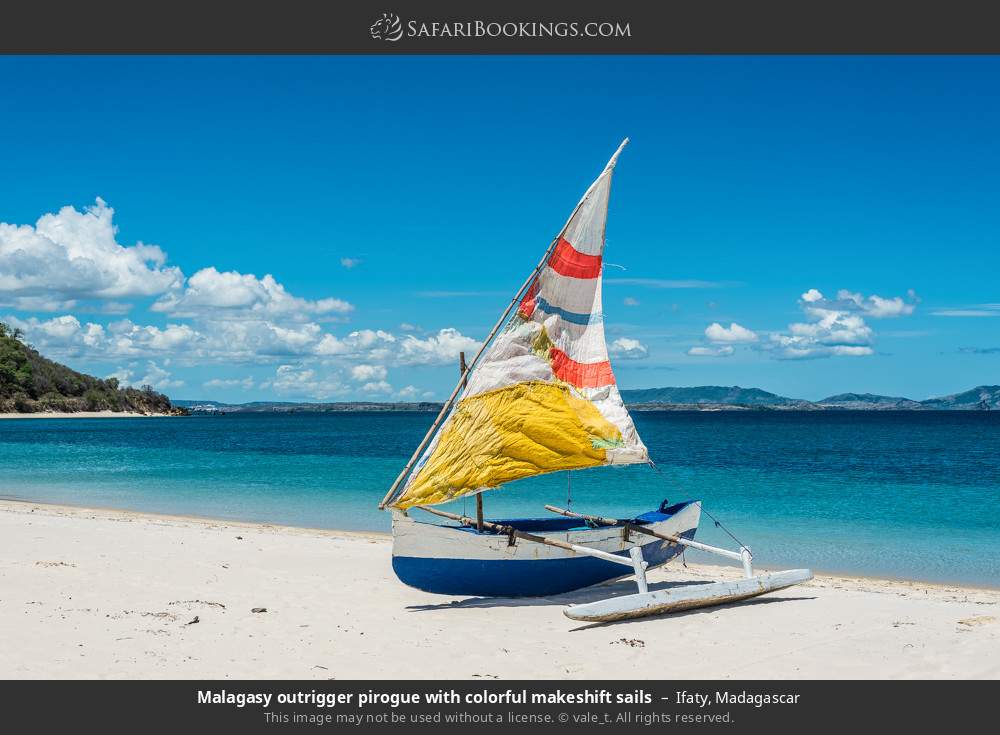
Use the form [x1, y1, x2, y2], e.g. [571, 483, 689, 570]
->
[177, 385, 1000, 413]
[620, 385, 1000, 411]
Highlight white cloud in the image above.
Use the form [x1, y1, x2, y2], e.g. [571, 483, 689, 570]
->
[623, 297, 640, 307]
[152, 267, 352, 320]
[361, 380, 393, 394]
[397, 385, 419, 398]
[137, 361, 184, 390]
[340, 257, 361, 269]
[0, 198, 183, 302]
[398, 328, 480, 366]
[763, 287, 915, 359]
[350, 364, 387, 382]
[685, 288, 916, 361]
[103, 360, 183, 390]
[705, 322, 758, 344]
[264, 364, 345, 401]
[315, 329, 397, 361]
[9, 312, 481, 375]
[800, 288, 916, 319]
[932, 304, 1000, 317]
[687, 345, 734, 357]
[608, 337, 649, 360]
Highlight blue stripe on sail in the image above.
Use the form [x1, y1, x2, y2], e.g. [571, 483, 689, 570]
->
[535, 296, 602, 325]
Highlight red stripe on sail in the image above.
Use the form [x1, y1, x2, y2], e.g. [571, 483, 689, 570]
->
[549, 347, 616, 388]
[518, 278, 539, 319]
[547, 237, 602, 279]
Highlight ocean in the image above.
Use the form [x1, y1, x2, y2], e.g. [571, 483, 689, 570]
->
[1, 411, 998, 587]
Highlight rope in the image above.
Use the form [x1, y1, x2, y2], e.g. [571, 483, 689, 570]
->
[699, 504, 749, 551]
[648, 460, 749, 551]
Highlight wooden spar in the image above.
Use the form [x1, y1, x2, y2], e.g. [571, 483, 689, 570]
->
[545, 504, 683, 543]
[413, 506, 641, 570]
[544, 504, 750, 565]
[377, 139, 629, 510]
[544, 504, 620, 528]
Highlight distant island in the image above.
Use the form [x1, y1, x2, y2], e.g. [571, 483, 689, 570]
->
[0, 322, 186, 416]
[176, 384, 1000, 414]
[620, 385, 999, 411]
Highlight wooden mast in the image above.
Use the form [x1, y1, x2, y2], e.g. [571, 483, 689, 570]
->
[458, 350, 485, 532]
[377, 139, 629, 510]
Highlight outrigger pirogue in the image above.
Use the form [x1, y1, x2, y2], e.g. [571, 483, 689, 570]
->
[378, 140, 811, 622]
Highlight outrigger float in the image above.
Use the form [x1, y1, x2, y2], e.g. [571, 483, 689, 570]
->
[378, 140, 811, 622]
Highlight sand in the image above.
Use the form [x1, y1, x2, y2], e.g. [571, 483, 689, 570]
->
[0, 411, 168, 420]
[0, 499, 997, 680]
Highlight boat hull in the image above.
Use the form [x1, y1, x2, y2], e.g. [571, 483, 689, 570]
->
[391, 500, 701, 597]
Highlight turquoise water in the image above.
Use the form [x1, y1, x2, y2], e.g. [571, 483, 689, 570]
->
[1, 411, 998, 586]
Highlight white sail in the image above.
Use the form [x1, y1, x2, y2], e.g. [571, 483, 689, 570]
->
[388, 140, 648, 509]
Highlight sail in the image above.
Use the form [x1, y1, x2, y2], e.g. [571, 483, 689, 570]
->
[389, 141, 648, 509]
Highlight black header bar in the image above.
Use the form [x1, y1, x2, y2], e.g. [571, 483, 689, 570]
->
[3, 0, 1000, 54]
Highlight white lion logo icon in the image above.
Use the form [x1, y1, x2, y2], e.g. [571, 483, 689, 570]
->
[370, 13, 403, 42]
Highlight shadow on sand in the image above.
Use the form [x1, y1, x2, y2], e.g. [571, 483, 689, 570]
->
[405, 578, 816, 627]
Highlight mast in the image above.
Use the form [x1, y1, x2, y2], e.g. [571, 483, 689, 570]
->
[459, 350, 484, 531]
[378, 138, 631, 510]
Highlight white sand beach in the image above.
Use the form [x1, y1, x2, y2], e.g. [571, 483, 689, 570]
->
[0, 411, 169, 420]
[0, 499, 997, 680]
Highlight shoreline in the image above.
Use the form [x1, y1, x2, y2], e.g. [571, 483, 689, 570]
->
[1, 497, 997, 594]
[2, 498, 998, 679]
[0, 411, 175, 420]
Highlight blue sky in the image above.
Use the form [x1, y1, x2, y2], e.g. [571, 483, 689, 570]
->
[1, 56, 997, 402]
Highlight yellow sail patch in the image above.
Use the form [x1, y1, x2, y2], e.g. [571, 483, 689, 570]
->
[392, 381, 624, 509]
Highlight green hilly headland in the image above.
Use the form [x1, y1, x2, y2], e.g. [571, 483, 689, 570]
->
[0, 321, 185, 415]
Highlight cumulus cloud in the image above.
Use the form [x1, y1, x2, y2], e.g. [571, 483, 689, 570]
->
[264, 364, 345, 401]
[764, 288, 915, 359]
[608, 337, 649, 360]
[687, 345, 734, 357]
[804, 289, 916, 319]
[0, 199, 489, 400]
[350, 364, 387, 382]
[623, 297, 639, 307]
[686, 288, 916, 361]
[8, 312, 480, 374]
[0, 198, 183, 303]
[152, 267, 352, 320]
[705, 322, 758, 344]
[137, 361, 184, 390]
[398, 328, 480, 366]
[106, 361, 183, 390]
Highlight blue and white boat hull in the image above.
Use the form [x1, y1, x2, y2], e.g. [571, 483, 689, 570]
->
[391, 500, 701, 597]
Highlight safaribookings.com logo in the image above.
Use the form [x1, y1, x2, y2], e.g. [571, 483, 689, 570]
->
[369, 13, 631, 42]
[370, 13, 403, 41]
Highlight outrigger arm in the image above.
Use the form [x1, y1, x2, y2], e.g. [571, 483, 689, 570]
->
[544, 505, 755, 578]
[540, 505, 813, 623]
[410, 502, 811, 623]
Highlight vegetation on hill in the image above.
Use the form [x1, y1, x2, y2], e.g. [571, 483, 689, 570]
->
[0, 322, 185, 415]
